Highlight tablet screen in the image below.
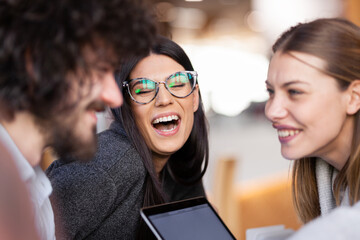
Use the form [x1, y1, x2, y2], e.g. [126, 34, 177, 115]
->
[141, 197, 236, 240]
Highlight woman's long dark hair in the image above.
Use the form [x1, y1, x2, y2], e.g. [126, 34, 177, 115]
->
[111, 35, 209, 238]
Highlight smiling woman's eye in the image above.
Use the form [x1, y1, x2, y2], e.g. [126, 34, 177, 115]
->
[288, 89, 303, 95]
[131, 79, 156, 95]
[266, 87, 274, 96]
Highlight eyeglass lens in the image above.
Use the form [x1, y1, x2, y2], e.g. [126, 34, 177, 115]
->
[129, 72, 195, 103]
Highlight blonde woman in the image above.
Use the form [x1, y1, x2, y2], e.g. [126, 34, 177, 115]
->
[265, 18, 360, 238]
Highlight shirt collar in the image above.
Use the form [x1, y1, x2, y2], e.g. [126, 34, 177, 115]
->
[0, 123, 35, 181]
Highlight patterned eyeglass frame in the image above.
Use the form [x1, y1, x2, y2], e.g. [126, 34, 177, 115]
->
[123, 71, 198, 104]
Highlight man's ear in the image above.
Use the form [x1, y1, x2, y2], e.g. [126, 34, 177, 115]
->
[193, 85, 199, 113]
[347, 80, 360, 115]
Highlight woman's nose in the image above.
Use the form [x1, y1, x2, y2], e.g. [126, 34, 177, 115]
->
[265, 95, 288, 121]
[154, 83, 174, 107]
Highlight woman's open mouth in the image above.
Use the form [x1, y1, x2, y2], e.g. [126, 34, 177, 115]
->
[152, 115, 180, 135]
[277, 129, 301, 143]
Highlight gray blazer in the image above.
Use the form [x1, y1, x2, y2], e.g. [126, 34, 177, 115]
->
[47, 121, 205, 239]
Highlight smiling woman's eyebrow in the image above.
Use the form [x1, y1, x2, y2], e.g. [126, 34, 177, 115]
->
[265, 79, 310, 88]
[283, 80, 310, 87]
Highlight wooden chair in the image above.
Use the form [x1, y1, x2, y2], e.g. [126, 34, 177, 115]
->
[212, 157, 239, 234]
[211, 157, 302, 239]
[234, 175, 302, 239]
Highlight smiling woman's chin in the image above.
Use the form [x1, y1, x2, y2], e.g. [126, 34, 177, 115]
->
[281, 148, 301, 160]
[283, 155, 297, 161]
[154, 143, 183, 156]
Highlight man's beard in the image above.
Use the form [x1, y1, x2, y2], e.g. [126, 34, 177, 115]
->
[49, 118, 98, 162]
[39, 98, 106, 163]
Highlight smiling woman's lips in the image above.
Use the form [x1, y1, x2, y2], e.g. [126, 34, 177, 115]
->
[152, 119, 181, 136]
[277, 129, 301, 144]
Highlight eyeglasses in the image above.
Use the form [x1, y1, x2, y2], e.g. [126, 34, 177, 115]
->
[123, 71, 198, 104]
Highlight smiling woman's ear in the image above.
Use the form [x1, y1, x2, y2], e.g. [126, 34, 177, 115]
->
[193, 85, 200, 112]
[347, 80, 360, 115]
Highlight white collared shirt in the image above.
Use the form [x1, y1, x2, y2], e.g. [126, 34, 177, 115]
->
[0, 124, 55, 240]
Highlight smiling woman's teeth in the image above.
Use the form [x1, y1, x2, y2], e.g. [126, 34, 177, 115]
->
[152, 115, 179, 132]
[278, 130, 300, 137]
[152, 115, 179, 124]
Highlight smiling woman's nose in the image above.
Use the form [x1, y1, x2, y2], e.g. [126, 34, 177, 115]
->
[155, 84, 174, 106]
[265, 97, 288, 121]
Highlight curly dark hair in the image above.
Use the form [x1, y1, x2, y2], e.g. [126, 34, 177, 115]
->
[0, 0, 157, 119]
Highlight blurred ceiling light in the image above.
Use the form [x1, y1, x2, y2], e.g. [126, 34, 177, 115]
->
[155, 2, 175, 22]
[169, 7, 207, 29]
[185, 0, 203, 2]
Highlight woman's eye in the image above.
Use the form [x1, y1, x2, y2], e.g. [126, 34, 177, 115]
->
[169, 82, 186, 88]
[266, 88, 274, 96]
[288, 89, 302, 95]
[134, 89, 154, 95]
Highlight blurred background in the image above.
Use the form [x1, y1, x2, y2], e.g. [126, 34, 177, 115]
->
[143, 0, 359, 190]
[95, 0, 360, 238]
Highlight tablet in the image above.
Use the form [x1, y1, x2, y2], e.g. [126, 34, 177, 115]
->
[140, 196, 236, 240]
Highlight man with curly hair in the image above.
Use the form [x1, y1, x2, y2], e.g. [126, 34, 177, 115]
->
[0, 0, 156, 239]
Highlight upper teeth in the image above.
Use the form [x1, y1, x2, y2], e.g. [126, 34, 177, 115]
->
[152, 115, 179, 124]
[278, 130, 300, 137]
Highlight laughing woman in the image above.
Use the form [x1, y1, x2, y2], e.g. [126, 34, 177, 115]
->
[265, 18, 360, 238]
[46, 36, 208, 239]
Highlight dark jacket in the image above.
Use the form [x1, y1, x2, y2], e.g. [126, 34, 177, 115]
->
[46, 121, 205, 239]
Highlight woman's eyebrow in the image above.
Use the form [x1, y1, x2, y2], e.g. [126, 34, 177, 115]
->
[283, 80, 310, 87]
[265, 79, 310, 88]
